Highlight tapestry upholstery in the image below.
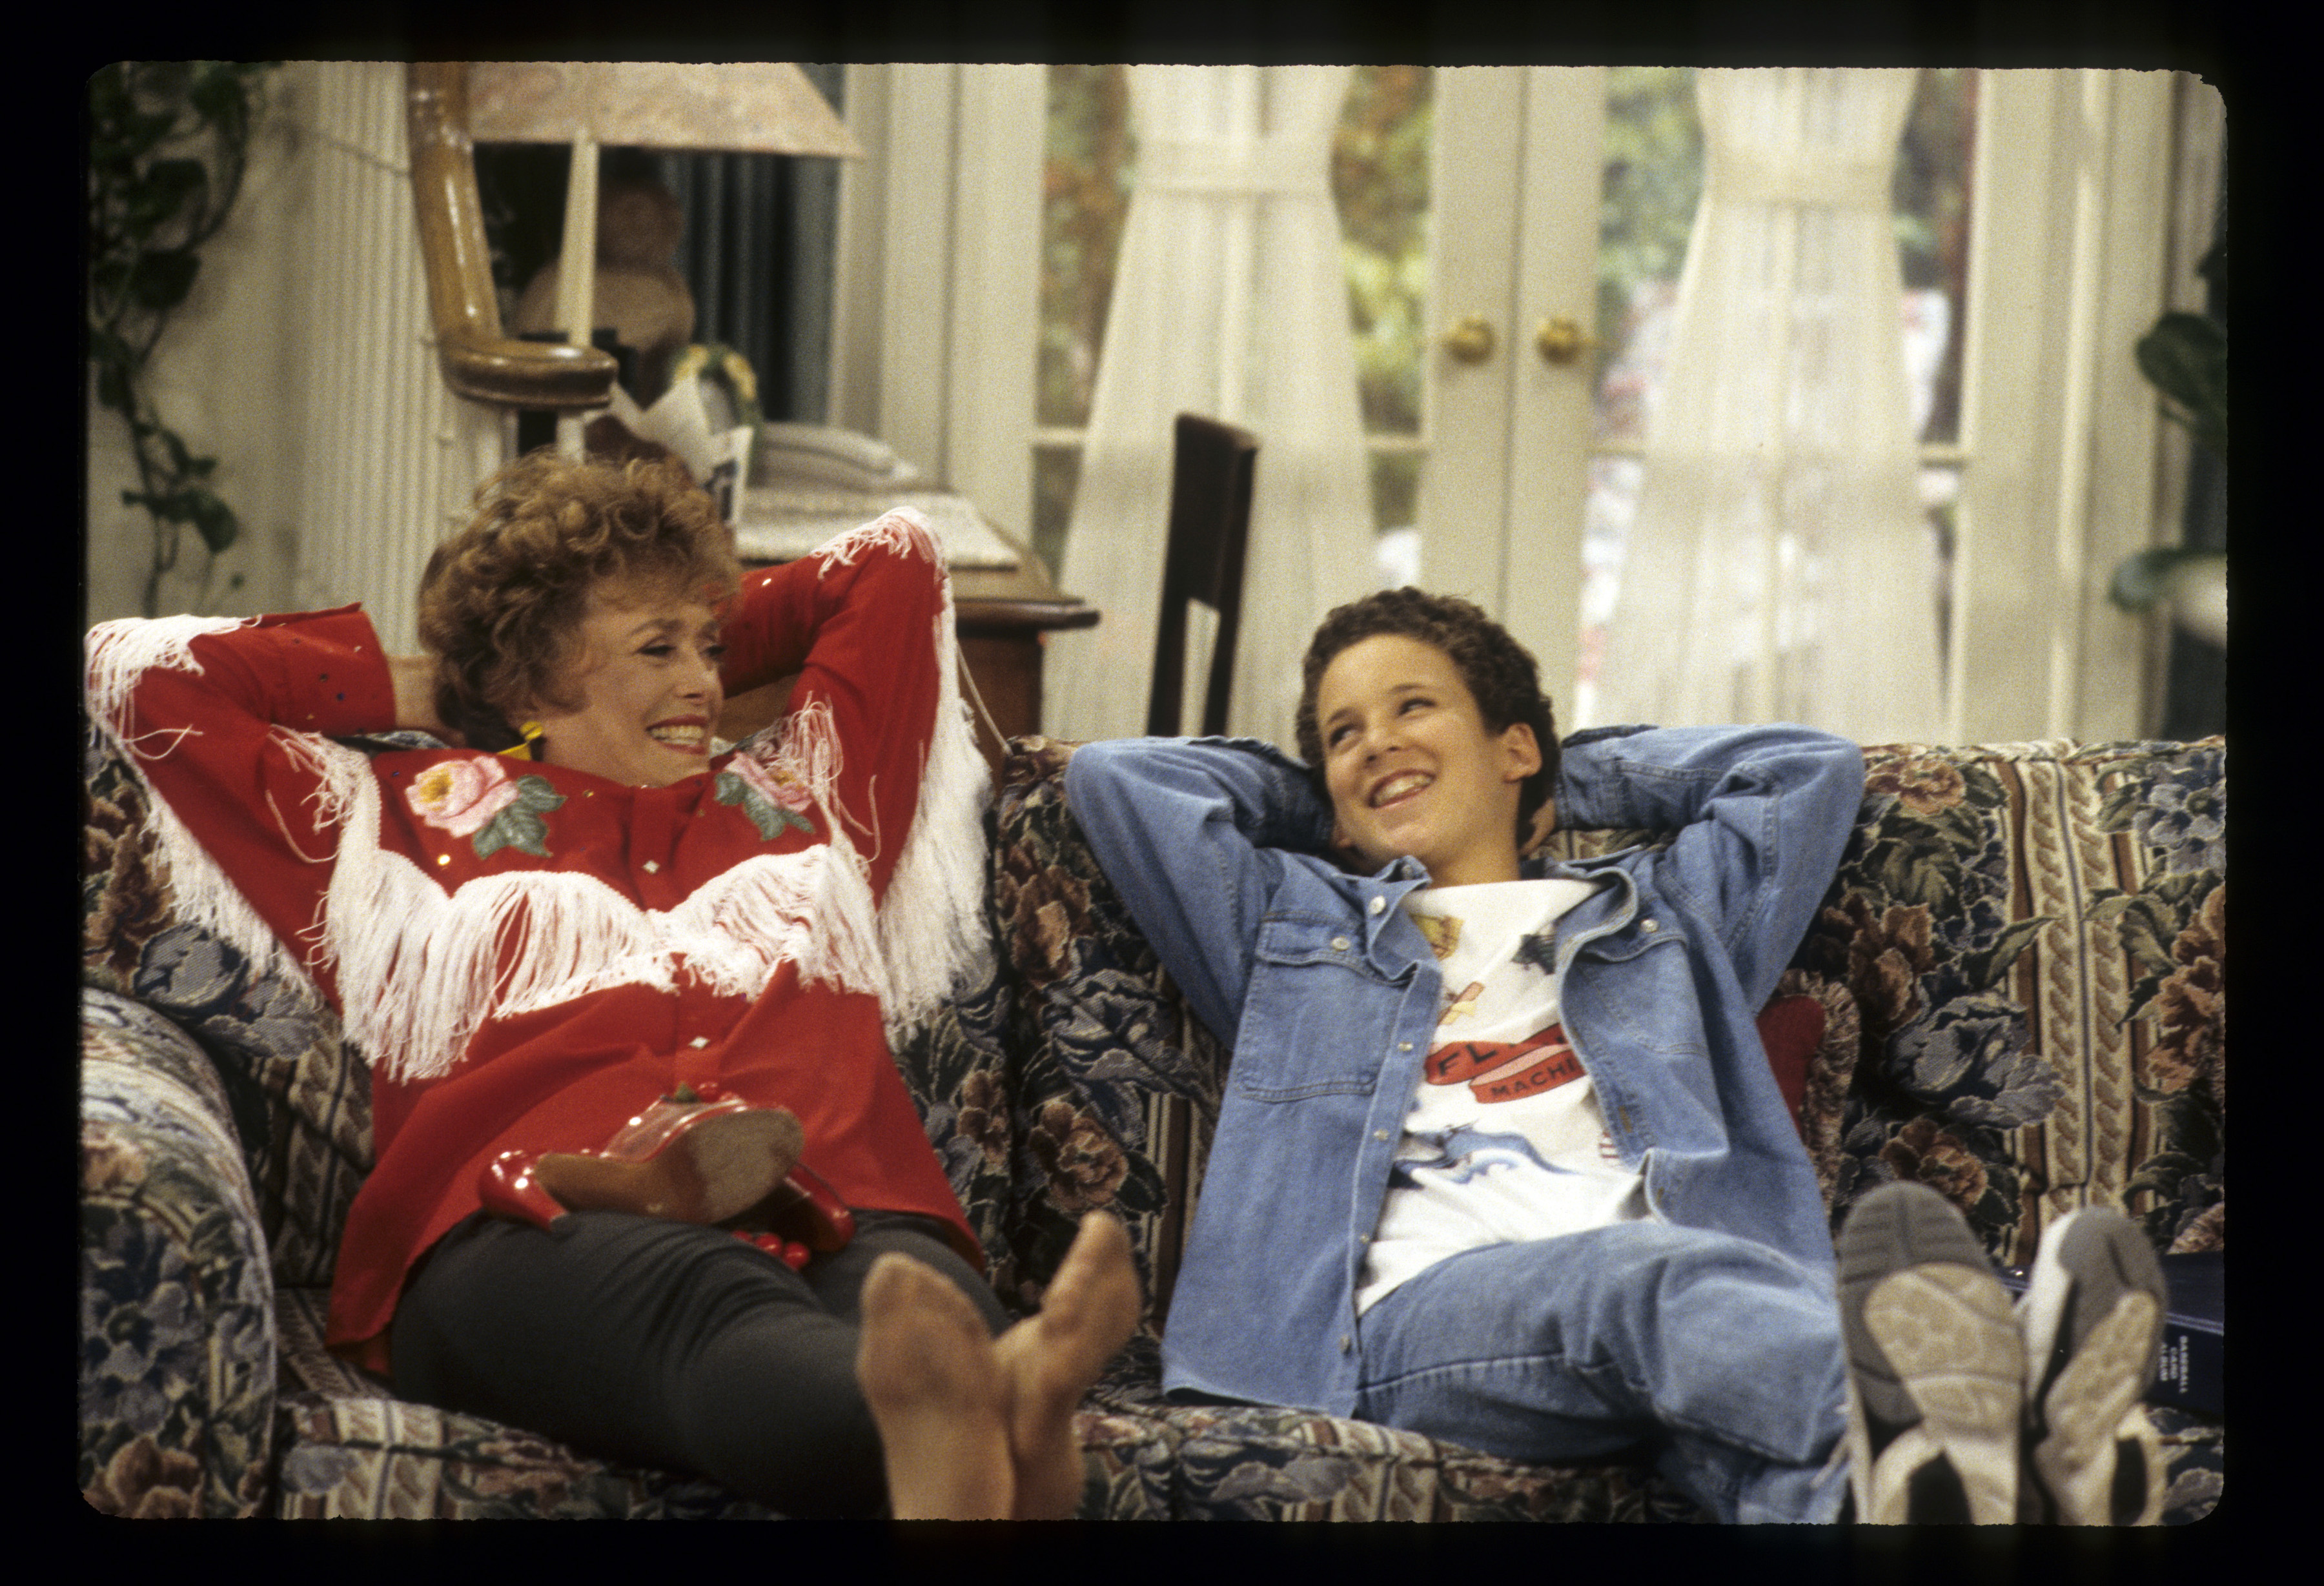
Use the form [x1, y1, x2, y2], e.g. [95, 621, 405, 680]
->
[79, 720, 2223, 1521]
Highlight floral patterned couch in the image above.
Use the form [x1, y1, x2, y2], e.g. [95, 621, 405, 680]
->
[81, 724, 2224, 1521]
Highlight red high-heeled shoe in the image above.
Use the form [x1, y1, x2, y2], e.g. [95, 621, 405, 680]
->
[476, 1089, 804, 1230]
[733, 1228, 814, 1270]
[754, 1161, 856, 1253]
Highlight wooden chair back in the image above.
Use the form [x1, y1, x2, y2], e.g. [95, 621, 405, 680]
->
[1146, 414, 1259, 737]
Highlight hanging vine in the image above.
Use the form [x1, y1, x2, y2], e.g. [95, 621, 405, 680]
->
[87, 61, 276, 616]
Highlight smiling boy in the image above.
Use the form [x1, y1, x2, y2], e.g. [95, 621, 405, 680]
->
[1063, 587, 2169, 1525]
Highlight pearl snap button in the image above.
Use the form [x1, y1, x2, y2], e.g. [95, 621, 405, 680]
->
[1640, 918, 1658, 932]
[1331, 936, 1352, 952]
[642, 859, 660, 873]
[689, 1036, 709, 1049]
[1340, 1335, 1352, 1353]
[1368, 895, 1385, 915]
[1374, 1129, 1391, 1141]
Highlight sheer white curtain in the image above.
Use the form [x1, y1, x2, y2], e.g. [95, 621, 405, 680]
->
[1591, 68, 1943, 744]
[1046, 65, 1377, 751]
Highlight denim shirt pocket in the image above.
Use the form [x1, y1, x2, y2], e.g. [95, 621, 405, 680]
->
[1231, 914, 1403, 1101]
[1570, 915, 1712, 1061]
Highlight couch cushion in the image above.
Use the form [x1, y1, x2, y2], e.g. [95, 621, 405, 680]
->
[81, 989, 278, 1518]
[895, 736, 1230, 1328]
[1075, 1338, 1709, 1521]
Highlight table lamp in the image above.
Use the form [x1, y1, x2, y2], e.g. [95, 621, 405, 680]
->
[464, 62, 862, 451]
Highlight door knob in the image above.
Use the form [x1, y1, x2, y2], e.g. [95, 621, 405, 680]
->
[1441, 314, 1496, 365]
[1534, 315, 1602, 366]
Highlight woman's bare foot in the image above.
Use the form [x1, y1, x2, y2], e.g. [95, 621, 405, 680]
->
[854, 1252, 1015, 1520]
[854, 1213, 1141, 1520]
[992, 1212, 1143, 1519]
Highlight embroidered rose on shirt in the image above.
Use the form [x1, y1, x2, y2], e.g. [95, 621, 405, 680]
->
[715, 751, 815, 842]
[407, 757, 518, 835]
[405, 756, 564, 858]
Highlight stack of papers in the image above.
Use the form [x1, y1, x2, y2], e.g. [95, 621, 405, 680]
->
[733, 485, 1024, 571]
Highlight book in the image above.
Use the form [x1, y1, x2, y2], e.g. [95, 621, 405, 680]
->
[1993, 1249, 2220, 1418]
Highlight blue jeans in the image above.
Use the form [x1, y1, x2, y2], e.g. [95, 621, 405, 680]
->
[1351, 1222, 1850, 1523]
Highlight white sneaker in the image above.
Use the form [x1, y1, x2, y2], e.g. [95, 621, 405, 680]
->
[2017, 1207, 2168, 1525]
[1838, 1182, 2025, 1523]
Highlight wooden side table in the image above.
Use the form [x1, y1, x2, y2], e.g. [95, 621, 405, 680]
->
[720, 528, 1099, 781]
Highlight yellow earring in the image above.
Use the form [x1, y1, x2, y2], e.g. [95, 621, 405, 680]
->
[498, 721, 545, 760]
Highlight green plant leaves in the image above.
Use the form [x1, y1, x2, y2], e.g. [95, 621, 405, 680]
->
[121, 484, 240, 554]
[130, 249, 201, 311]
[2134, 310, 2227, 461]
[87, 61, 274, 615]
[125, 159, 210, 230]
[187, 63, 257, 136]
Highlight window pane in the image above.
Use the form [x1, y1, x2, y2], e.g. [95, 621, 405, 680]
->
[1335, 66, 1431, 442]
[1592, 68, 1703, 447]
[1575, 68, 1701, 726]
[1032, 442, 1081, 579]
[1039, 65, 1134, 434]
[1573, 68, 1977, 725]
[1035, 64, 1436, 574]
[1893, 68, 1976, 445]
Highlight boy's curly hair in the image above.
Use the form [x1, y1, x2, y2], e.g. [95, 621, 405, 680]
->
[1294, 587, 1561, 842]
[418, 449, 741, 751]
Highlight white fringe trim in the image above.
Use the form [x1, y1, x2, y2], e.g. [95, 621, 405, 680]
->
[317, 744, 903, 1083]
[870, 598, 994, 1044]
[813, 505, 932, 572]
[808, 506, 995, 1044]
[85, 615, 255, 756]
[85, 616, 325, 1001]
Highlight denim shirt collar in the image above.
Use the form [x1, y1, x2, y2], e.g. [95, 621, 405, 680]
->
[1340, 849, 1643, 970]
[1325, 855, 1434, 962]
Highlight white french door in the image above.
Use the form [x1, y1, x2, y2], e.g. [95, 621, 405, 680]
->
[1415, 66, 1607, 723]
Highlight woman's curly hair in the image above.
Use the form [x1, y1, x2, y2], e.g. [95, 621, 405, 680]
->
[1294, 587, 1562, 842]
[418, 449, 742, 751]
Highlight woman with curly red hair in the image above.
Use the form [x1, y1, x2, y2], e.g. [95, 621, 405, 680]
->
[86, 449, 1137, 1518]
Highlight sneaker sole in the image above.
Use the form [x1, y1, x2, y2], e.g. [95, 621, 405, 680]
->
[2019, 1208, 2167, 1525]
[1862, 1265, 2024, 1522]
[1839, 1183, 2023, 1524]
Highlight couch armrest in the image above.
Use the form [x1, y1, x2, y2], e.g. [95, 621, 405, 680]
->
[80, 986, 278, 1518]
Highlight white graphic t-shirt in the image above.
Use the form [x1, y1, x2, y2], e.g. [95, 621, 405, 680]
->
[1354, 877, 1647, 1314]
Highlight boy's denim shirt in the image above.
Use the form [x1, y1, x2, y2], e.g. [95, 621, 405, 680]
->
[1064, 722, 1867, 1416]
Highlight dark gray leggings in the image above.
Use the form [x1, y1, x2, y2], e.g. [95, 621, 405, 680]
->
[391, 1208, 1010, 1517]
